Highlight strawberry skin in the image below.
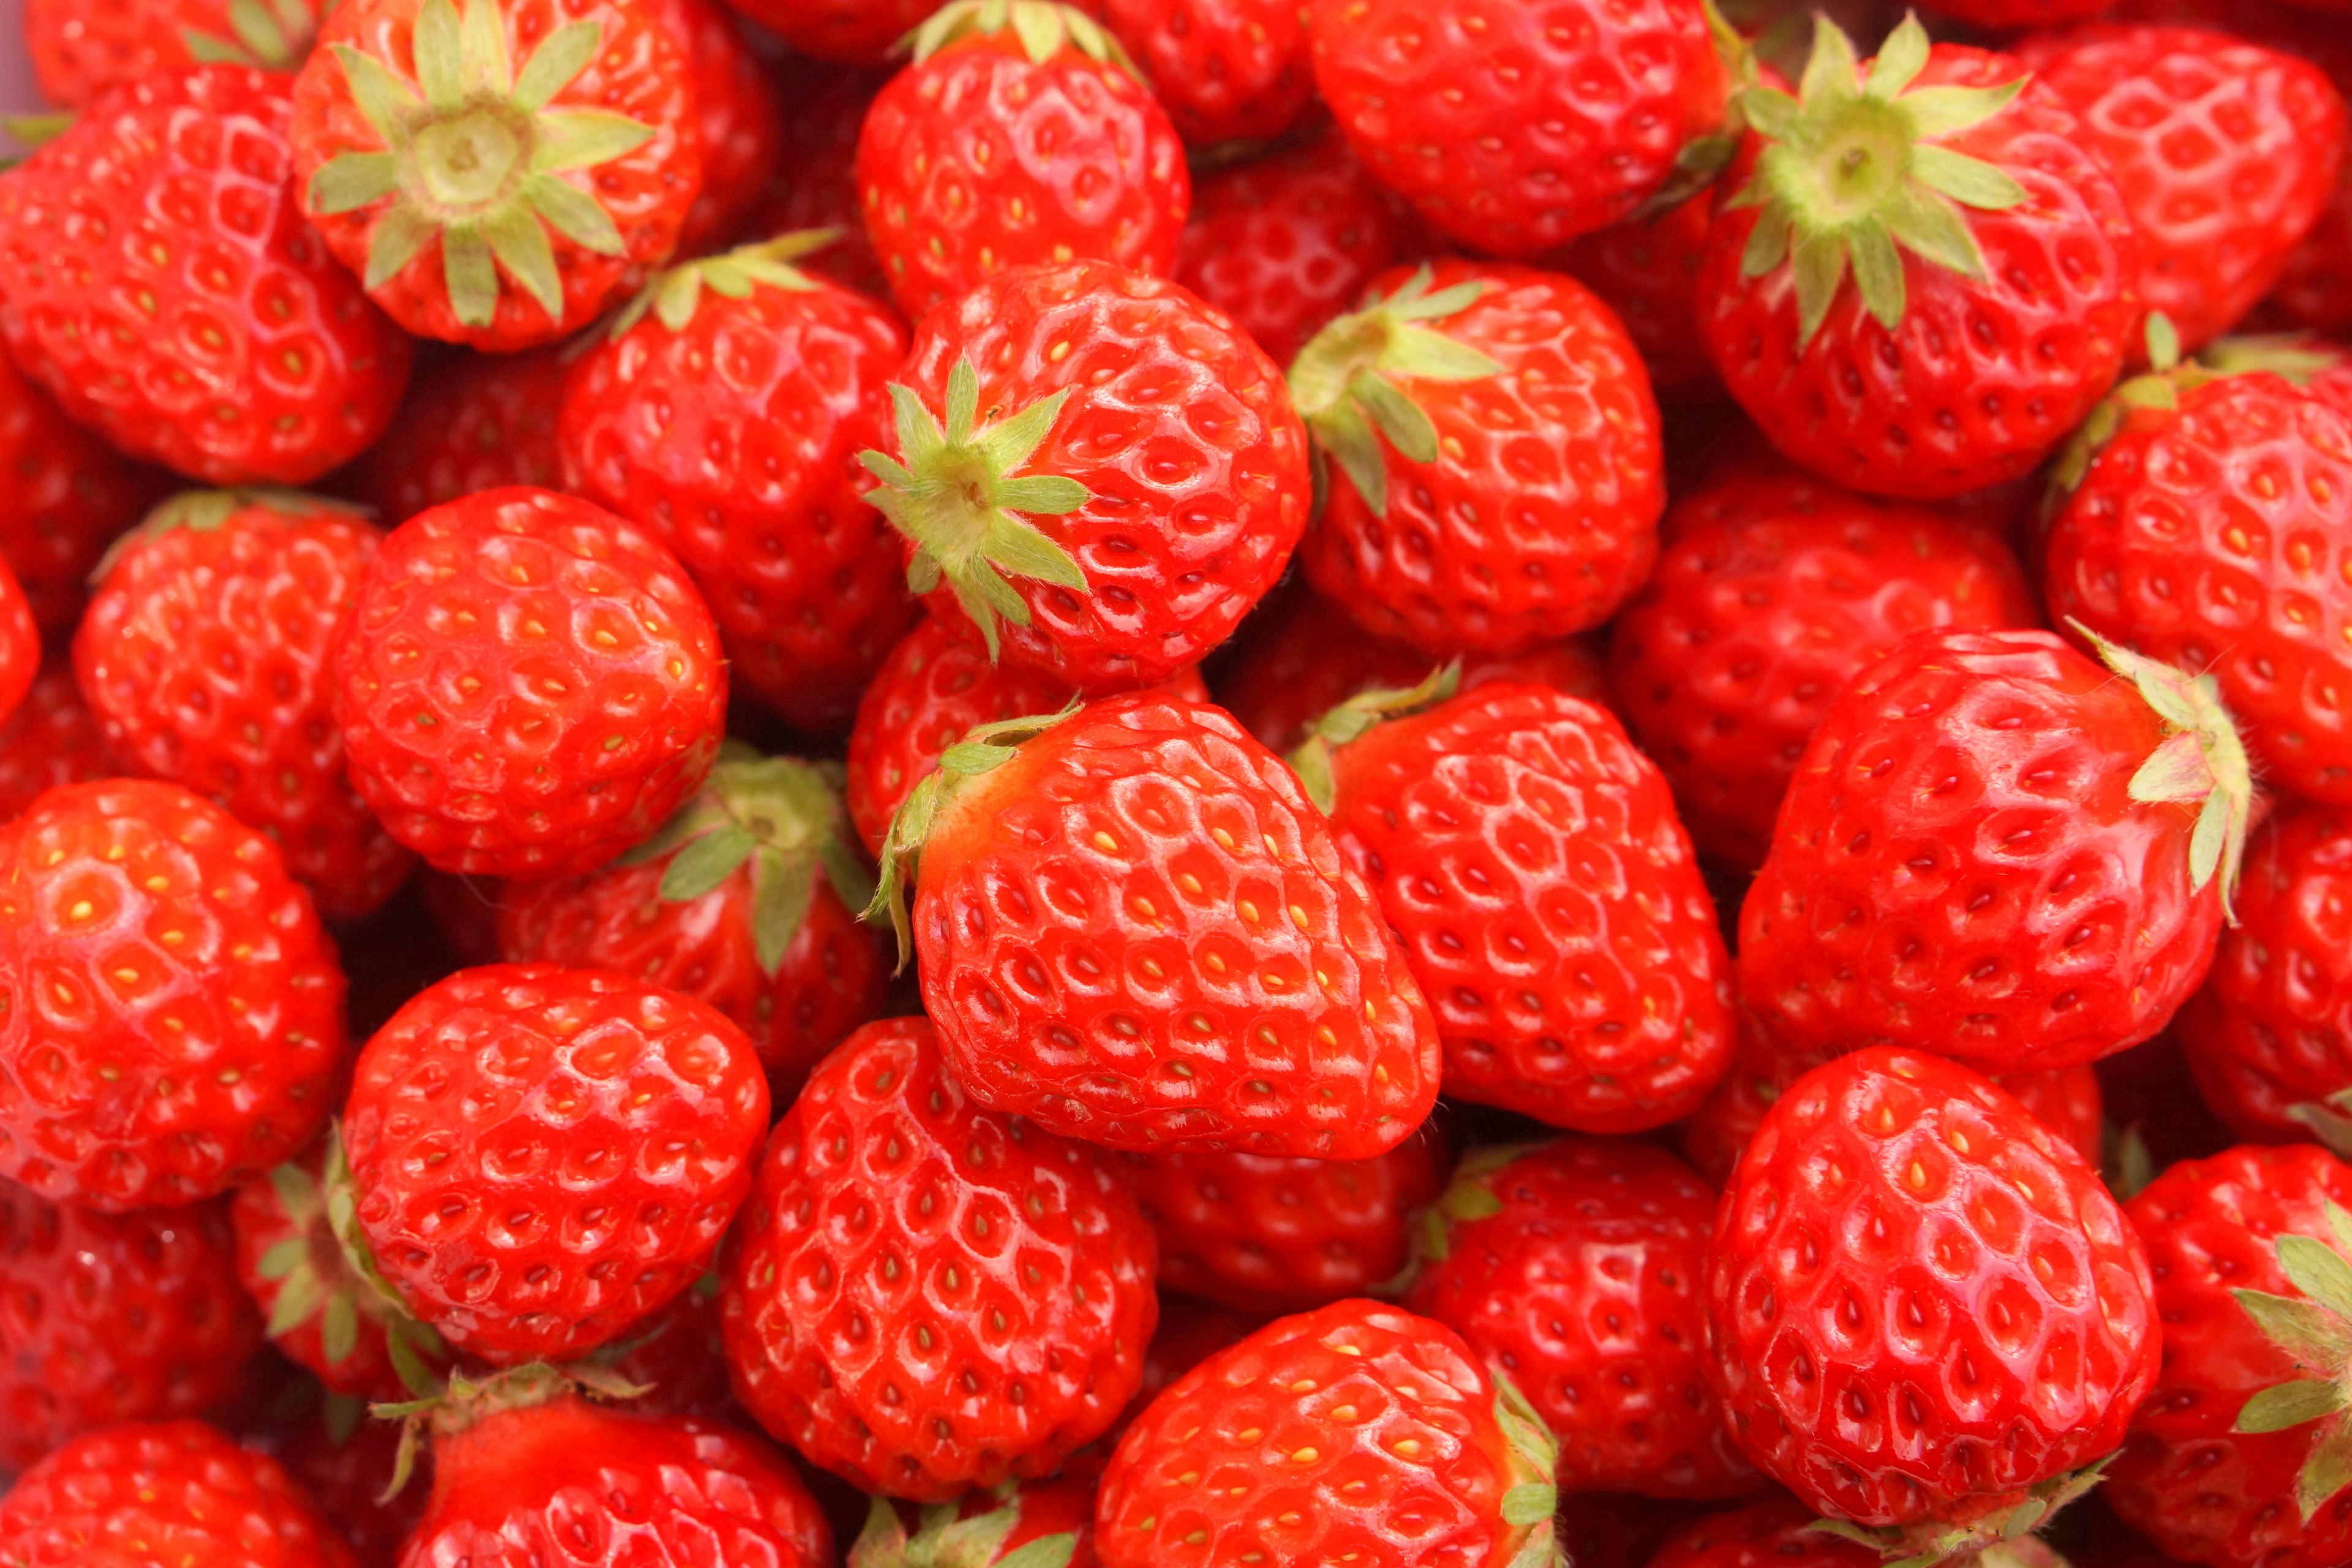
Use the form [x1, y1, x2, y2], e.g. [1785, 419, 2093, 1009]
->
[1101, 0, 1313, 146]
[854, 1477, 1099, 1568]
[720, 1016, 1157, 1501]
[0, 559, 37, 737]
[662, 0, 783, 254]
[743, 61, 890, 298]
[731, 0, 935, 66]
[0, 345, 169, 632]
[26, 0, 328, 107]
[1645, 1495, 1878, 1568]
[0, 661, 110, 822]
[344, 345, 570, 526]
[1553, 191, 1719, 397]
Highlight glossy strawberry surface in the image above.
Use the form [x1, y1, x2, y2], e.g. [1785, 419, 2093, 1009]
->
[0, 347, 168, 631]
[0, 662, 110, 823]
[344, 346, 570, 525]
[1553, 192, 1718, 396]
[1101, 0, 1313, 146]
[26, 0, 328, 107]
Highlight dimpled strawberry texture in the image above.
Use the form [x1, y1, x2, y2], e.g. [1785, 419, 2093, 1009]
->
[0, 779, 347, 1211]
[719, 1016, 1156, 1501]
[342, 963, 769, 1365]
[1551, 192, 1718, 396]
[914, 693, 1440, 1159]
[24, 0, 326, 108]
[1102, 0, 1315, 146]
[346, 346, 571, 526]
[1300, 262, 1666, 655]
[1708, 1047, 2159, 1529]
[0, 349, 168, 633]
[0, 664, 109, 823]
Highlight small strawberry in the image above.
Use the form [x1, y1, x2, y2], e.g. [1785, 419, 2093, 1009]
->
[1111, 1293, 1258, 1440]
[740, 59, 888, 299]
[342, 345, 570, 525]
[1291, 262, 1665, 654]
[1100, 0, 1313, 147]
[0, 344, 170, 632]
[851, 1479, 1099, 1568]
[25, 0, 328, 108]
[867, 692, 1441, 1160]
[719, 1016, 1158, 1501]
[0, 67, 413, 486]
[342, 962, 769, 1365]
[1553, 191, 1721, 398]
[727, 0, 934, 66]
[0, 660, 110, 822]
[559, 234, 917, 735]
[856, 2, 1190, 320]
[291, 0, 700, 349]
[1096, 1298, 1566, 1568]
[1643, 1494, 1877, 1568]
[606, 1273, 734, 1421]
[862, 261, 1310, 695]
[333, 486, 728, 880]
[662, 0, 782, 255]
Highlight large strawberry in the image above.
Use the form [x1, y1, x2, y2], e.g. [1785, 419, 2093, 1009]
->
[1101, 0, 1313, 147]
[0, 67, 413, 486]
[0, 345, 169, 632]
[1291, 262, 1665, 654]
[0, 660, 110, 822]
[856, 2, 1190, 320]
[26, 0, 328, 107]
[290, 0, 700, 349]
[333, 486, 728, 880]
[862, 261, 1310, 695]
[868, 692, 1441, 1160]
[344, 344, 570, 525]
[719, 1016, 1157, 1501]
[560, 235, 916, 734]
[1695, 17, 2141, 499]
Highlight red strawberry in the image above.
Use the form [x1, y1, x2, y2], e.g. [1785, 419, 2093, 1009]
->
[25, 0, 328, 108]
[1402, 1138, 1760, 1501]
[342, 962, 769, 1365]
[559, 236, 917, 734]
[1553, 192, 1720, 398]
[257, 1399, 426, 1568]
[740, 60, 889, 299]
[1121, 1118, 1449, 1315]
[869, 692, 1441, 1160]
[1696, 19, 2141, 499]
[1643, 1494, 1877, 1568]
[0, 1187, 261, 1470]
[1096, 1298, 1564, 1568]
[727, 0, 934, 66]
[855, 3, 1191, 320]
[1100, 0, 1313, 146]
[1308, 0, 1725, 255]
[1606, 462, 2035, 870]
[719, 1016, 1158, 1500]
[662, 0, 782, 255]
[0, 778, 347, 1210]
[0, 557, 37, 734]
[1920, 0, 2114, 27]
[0, 345, 169, 632]
[2272, 169, 2352, 336]
[290, 0, 700, 350]
[1739, 628, 2247, 1074]
[333, 486, 728, 880]
[1292, 261, 1665, 654]
[343, 345, 570, 526]
[851, 1479, 1099, 1568]
[606, 1273, 734, 1420]
[0, 67, 413, 486]
[0, 660, 110, 823]
[1708, 1047, 2159, 1552]
[1111, 1292, 1259, 1439]
[864, 260, 1309, 695]
[495, 748, 889, 1102]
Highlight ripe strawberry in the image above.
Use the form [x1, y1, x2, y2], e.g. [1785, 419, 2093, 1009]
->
[495, 749, 888, 1101]
[719, 1016, 1157, 1500]
[342, 962, 769, 1365]
[1101, 0, 1313, 147]
[1920, 0, 2114, 27]
[1606, 462, 2035, 870]
[0, 661, 110, 823]
[559, 235, 917, 734]
[343, 345, 569, 525]
[1696, 18, 2141, 499]
[864, 261, 1310, 694]
[0, 1186, 261, 1469]
[0, 557, 37, 734]
[1121, 1118, 1449, 1315]
[25, 0, 328, 108]
[290, 0, 700, 350]
[1112, 1293, 1259, 1438]
[851, 1479, 1099, 1568]
[257, 1400, 426, 1568]
[0, 67, 413, 486]
[606, 1273, 734, 1421]
[2272, 169, 2352, 335]
[870, 692, 1441, 1159]
[1292, 262, 1665, 654]
[1308, 0, 1725, 255]
[662, 0, 782, 255]
[1740, 628, 2248, 1074]
[2106, 1143, 2352, 1564]
[1643, 1494, 1877, 1568]
[0, 778, 347, 1210]
[1096, 1298, 1565, 1568]
[727, 0, 934, 66]
[1553, 192, 1720, 398]
[1402, 1138, 1760, 1501]
[1708, 1047, 2159, 1551]
[333, 486, 728, 880]
[0, 345, 169, 632]
[855, 3, 1191, 320]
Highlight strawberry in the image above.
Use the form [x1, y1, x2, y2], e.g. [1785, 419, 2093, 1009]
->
[862, 261, 1310, 695]
[25, 0, 328, 108]
[728, 0, 935, 66]
[0, 557, 37, 735]
[0, 660, 110, 823]
[1708, 1047, 2158, 1553]
[1553, 192, 1721, 398]
[494, 748, 889, 1101]
[1739, 628, 2248, 1074]
[1112, 1292, 1259, 1439]
[0, 67, 413, 486]
[1291, 262, 1665, 654]
[333, 486, 728, 880]
[605, 1273, 734, 1420]
[1695, 18, 2141, 499]
[290, 0, 700, 350]
[718, 1016, 1158, 1500]
[2106, 1143, 2352, 1564]
[868, 692, 1441, 1159]
[1920, 0, 2115, 27]
[559, 235, 918, 735]
[343, 345, 570, 526]
[0, 1186, 262, 1469]
[661, 0, 782, 255]
[1121, 1118, 1449, 1315]
[851, 1479, 1099, 1568]
[742, 60, 889, 298]
[1307, 0, 1725, 255]
[76, 489, 415, 922]
[855, 3, 1191, 321]
[1606, 461, 2035, 870]
[1095, 1298, 1566, 1568]
[0, 344, 170, 633]
[1642, 1494, 1878, 1568]
[342, 962, 769, 1365]
[257, 1400, 425, 1568]
[0, 778, 347, 1210]
[1401, 1138, 1760, 1501]
[2272, 168, 2352, 336]
[1100, 0, 1313, 147]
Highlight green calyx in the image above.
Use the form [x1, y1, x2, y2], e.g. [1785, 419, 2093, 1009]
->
[849, 1487, 1079, 1568]
[94, 487, 368, 582]
[908, 0, 1139, 80]
[1725, 10, 2029, 348]
[264, 1128, 448, 1401]
[2231, 1198, 2352, 1521]
[1398, 1140, 1523, 1286]
[183, 0, 317, 69]
[2290, 1090, 2352, 1161]
[1810, 1460, 2110, 1568]
[616, 742, 876, 976]
[307, 0, 658, 329]
[1635, 0, 1763, 219]
[1287, 267, 1504, 518]
[1286, 662, 1460, 814]
[858, 358, 1093, 662]
[605, 230, 840, 341]
[1492, 1372, 1566, 1568]
[372, 1357, 650, 1502]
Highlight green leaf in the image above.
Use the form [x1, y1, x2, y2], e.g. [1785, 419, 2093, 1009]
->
[322, 1292, 360, 1365]
[944, 358, 980, 445]
[531, 110, 655, 175]
[995, 1533, 1078, 1568]
[1383, 323, 1504, 383]
[1879, 183, 1989, 283]
[362, 205, 435, 290]
[2290, 1096, 2352, 1161]
[1353, 372, 1439, 465]
[993, 475, 1090, 514]
[1901, 79, 2026, 141]
[886, 383, 949, 472]
[513, 20, 601, 110]
[984, 518, 1088, 591]
[818, 836, 877, 923]
[1741, 86, 1801, 141]
[848, 1497, 908, 1568]
[976, 383, 1071, 475]
[308, 151, 401, 216]
[257, 1238, 307, 1280]
[228, 0, 290, 60]
[1789, 226, 1849, 347]
[2190, 790, 2231, 892]
[331, 45, 423, 145]
[2283, 1234, 2352, 1319]
[2129, 730, 2216, 804]
[2237, 1379, 2347, 1434]
[1863, 13, 1928, 99]
[1909, 145, 2028, 211]
[1846, 219, 1905, 333]
[1740, 200, 1792, 282]
[270, 1158, 318, 1216]
[2301, 1421, 2352, 1520]
[410, 0, 465, 110]
[660, 824, 758, 902]
[2146, 312, 2182, 373]
[181, 27, 255, 64]
[458, 0, 512, 96]
[267, 1264, 323, 1338]
[482, 203, 561, 319]
[1315, 398, 1390, 518]
[2236, 1288, 2352, 1365]
[749, 847, 818, 974]
[1008, 0, 1061, 64]
[442, 224, 499, 327]
[1500, 1483, 1557, 1528]
[522, 174, 624, 255]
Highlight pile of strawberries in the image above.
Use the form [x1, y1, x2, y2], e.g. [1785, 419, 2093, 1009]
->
[2, 0, 2352, 1564]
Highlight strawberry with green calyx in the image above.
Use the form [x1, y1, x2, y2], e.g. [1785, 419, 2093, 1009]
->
[2226, 1200, 2352, 1523]
[26, 0, 329, 108]
[850, 1481, 1093, 1568]
[1283, 661, 1460, 817]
